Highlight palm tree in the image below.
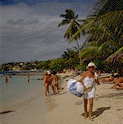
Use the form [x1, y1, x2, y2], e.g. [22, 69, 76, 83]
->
[70, 0, 123, 45]
[58, 9, 84, 51]
[70, 0, 123, 73]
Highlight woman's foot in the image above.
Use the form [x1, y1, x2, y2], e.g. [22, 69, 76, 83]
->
[89, 116, 94, 121]
[84, 113, 88, 119]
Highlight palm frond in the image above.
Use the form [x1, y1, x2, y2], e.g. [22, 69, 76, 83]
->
[97, 40, 116, 53]
[64, 19, 81, 41]
[96, 0, 123, 18]
[58, 20, 70, 27]
[70, 19, 95, 41]
[79, 47, 98, 60]
[70, 0, 123, 41]
[106, 46, 123, 63]
[60, 14, 66, 18]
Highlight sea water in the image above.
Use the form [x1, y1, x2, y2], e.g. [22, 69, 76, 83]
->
[0, 75, 46, 111]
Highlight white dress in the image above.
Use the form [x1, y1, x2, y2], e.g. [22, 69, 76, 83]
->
[82, 77, 96, 99]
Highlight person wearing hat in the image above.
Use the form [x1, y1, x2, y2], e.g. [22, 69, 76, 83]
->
[42, 71, 55, 97]
[79, 62, 100, 121]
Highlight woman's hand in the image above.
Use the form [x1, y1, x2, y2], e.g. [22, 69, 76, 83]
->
[95, 76, 98, 80]
[83, 85, 86, 91]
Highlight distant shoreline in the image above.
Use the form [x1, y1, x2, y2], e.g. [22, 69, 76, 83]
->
[0, 70, 45, 76]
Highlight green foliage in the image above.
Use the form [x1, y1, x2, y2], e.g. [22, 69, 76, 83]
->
[3, 66, 9, 71]
[21, 64, 30, 70]
[69, 0, 123, 75]
[61, 48, 79, 70]
[58, 9, 82, 50]
[61, 48, 78, 59]
[79, 47, 98, 61]
[65, 58, 79, 69]
[37, 60, 51, 70]
[93, 59, 105, 71]
[75, 63, 87, 71]
[104, 63, 116, 73]
[50, 58, 66, 72]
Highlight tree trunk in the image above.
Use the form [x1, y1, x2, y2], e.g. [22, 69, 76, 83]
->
[118, 63, 123, 76]
[116, 63, 123, 76]
[76, 40, 82, 63]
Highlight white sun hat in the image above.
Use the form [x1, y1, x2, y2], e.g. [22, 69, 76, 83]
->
[87, 62, 96, 68]
[47, 71, 51, 74]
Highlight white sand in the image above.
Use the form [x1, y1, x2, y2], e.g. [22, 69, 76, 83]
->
[1, 73, 123, 124]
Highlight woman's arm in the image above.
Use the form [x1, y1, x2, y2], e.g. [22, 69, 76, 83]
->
[95, 76, 100, 85]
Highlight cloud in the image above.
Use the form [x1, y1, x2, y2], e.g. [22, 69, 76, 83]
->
[0, 1, 91, 64]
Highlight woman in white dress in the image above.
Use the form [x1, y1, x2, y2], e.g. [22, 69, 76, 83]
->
[80, 62, 100, 121]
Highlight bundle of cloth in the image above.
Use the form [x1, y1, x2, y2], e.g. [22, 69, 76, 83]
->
[67, 79, 84, 97]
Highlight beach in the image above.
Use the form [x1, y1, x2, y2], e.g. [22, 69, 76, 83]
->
[1, 73, 123, 124]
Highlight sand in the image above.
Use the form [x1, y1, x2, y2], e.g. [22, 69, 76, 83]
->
[1, 73, 123, 124]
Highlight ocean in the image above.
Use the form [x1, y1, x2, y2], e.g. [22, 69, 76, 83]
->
[0, 74, 47, 111]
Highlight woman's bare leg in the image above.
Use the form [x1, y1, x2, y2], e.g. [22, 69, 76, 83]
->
[84, 99, 88, 118]
[111, 82, 120, 89]
[56, 84, 60, 94]
[44, 84, 48, 96]
[54, 85, 57, 95]
[45, 84, 49, 97]
[116, 84, 123, 89]
[51, 84, 56, 95]
[89, 98, 94, 121]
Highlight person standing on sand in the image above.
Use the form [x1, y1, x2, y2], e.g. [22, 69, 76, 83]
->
[52, 71, 60, 95]
[80, 62, 100, 121]
[42, 71, 55, 97]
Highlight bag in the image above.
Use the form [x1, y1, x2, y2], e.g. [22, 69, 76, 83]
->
[69, 83, 83, 97]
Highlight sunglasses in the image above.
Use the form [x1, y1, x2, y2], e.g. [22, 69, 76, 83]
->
[88, 66, 95, 68]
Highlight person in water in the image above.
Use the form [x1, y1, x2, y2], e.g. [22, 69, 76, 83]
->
[4, 76, 8, 83]
[80, 62, 100, 121]
[26, 74, 30, 82]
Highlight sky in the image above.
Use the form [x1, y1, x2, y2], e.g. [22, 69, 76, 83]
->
[0, 0, 95, 65]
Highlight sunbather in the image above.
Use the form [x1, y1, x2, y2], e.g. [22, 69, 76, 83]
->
[111, 77, 123, 89]
[101, 75, 114, 83]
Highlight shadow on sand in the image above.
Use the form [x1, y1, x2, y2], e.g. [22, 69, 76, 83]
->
[0, 110, 15, 115]
[81, 106, 111, 118]
[50, 91, 67, 96]
[60, 92, 67, 95]
[75, 100, 83, 105]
